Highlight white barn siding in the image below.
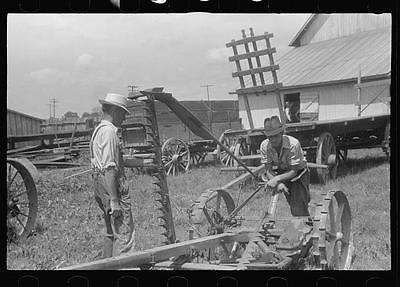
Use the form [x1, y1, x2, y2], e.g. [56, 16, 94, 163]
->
[239, 79, 390, 125]
[238, 93, 282, 129]
[300, 14, 391, 46]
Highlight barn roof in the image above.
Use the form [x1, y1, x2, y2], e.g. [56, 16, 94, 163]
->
[7, 108, 44, 122]
[269, 28, 391, 89]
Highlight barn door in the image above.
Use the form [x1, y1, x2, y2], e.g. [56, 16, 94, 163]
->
[300, 93, 319, 121]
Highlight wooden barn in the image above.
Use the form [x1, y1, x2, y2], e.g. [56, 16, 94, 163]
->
[7, 109, 44, 149]
[126, 100, 241, 141]
[235, 13, 391, 129]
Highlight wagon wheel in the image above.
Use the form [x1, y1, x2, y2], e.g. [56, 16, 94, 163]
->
[191, 151, 208, 166]
[7, 158, 38, 240]
[189, 189, 240, 263]
[316, 132, 338, 183]
[233, 139, 249, 168]
[162, 138, 190, 176]
[313, 190, 354, 270]
[216, 130, 239, 167]
[382, 121, 390, 158]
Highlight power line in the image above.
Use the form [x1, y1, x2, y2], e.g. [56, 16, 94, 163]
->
[200, 84, 213, 130]
[48, 98, 58, 122]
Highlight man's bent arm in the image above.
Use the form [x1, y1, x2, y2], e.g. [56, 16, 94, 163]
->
[275, 169, 297, 183]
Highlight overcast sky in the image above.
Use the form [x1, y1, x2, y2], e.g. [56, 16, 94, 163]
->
[7, 13, 310, 119]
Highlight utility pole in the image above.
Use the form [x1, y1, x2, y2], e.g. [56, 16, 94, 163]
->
[48, 100, 52, 122]
[48, 98, 57, 123]
[128, 85, 138, 97]
[201, 84, 213, 130]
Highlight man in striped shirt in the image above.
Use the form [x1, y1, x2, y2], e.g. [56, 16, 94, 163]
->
[260, 116, 311, 216]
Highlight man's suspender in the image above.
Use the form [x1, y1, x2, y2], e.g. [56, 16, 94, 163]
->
[89, 123, 108, 162]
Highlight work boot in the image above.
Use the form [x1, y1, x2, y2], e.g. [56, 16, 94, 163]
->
[102, 236, 114, 259]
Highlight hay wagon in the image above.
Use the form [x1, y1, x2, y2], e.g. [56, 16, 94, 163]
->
[121, 95, 241, 176]
[216, 28, 390, 183]
[62, 88, 354, 271]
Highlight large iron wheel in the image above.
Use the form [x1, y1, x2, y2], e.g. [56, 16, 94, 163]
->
[7, 158, 38, 240]
[161, 137, 190, 176]
[190, 188, 235, 234]
[316, 132, 338, 184]
[217, 130, 239, 167]
[189, 189, 239, 263]
[312, 190, 353, 270]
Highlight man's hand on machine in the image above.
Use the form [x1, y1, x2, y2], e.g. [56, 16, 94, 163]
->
[266, 177, 279, 189]
[275, 183, 289, 196]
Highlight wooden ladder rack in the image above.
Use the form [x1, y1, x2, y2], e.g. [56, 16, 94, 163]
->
[226, 28, 286, 128]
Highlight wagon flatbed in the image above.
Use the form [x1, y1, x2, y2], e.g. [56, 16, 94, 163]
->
[223, 113, 389, 136]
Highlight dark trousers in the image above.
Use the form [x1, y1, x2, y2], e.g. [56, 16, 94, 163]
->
[280, 168, 311, 216]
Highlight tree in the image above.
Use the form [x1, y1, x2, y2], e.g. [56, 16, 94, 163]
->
[63, 111, 79, 119]
[81, 112, 91, 118]
[90, 106, 102, 118]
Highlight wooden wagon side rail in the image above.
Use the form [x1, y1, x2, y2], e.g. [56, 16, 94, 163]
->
[221, 113, 389, 138]
[7, 129, 94, 145]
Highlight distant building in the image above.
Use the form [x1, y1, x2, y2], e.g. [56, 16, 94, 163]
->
[126, 99, 241, 140]
[235, 13, 391, 129]
[7, 109, 44, 149]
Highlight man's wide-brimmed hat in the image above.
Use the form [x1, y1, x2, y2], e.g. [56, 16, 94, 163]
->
[99, 93, 131, 114]
[264, 116, 284, 137]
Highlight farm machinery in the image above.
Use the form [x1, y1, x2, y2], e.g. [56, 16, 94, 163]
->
[7, 157, 39, 240]
[61, 88, 354, 270]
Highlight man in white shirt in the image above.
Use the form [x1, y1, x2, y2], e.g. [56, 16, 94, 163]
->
[90, 93, 143, 258]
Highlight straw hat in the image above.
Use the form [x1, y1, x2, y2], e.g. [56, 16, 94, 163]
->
[264, 116, 284, 137]
[99, 93, 131, 114]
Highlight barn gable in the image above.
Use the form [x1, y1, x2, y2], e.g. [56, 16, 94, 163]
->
[233, 14, 391, 129]
[289, 13, 391, 47]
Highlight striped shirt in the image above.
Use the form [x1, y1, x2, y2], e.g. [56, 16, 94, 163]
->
[260, 135, 307, 171]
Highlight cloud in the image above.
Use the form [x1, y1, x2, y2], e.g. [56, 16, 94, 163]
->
[75, 53, 93, 70]
[26, 15, 75, 30]
[205, 47, 232, 62]
[29, 68, 68, 82]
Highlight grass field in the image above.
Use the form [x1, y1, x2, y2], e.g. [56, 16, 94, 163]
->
[6, 148, 391, 270]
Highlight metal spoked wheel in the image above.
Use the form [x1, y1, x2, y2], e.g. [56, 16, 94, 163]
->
[162, 137, 190, 176]
[216, 130, 240, 167]
[316, 132, 338, 184]
[189, 189, 238, 263]
[7, 158, 38, 240]
[312, 190, 354, 270]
